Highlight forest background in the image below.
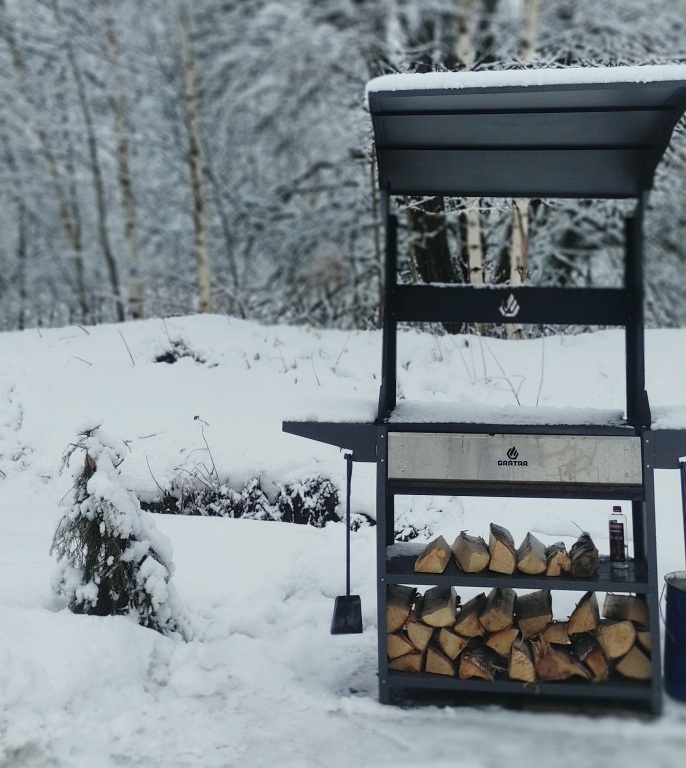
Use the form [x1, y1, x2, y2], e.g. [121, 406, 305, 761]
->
[1, 0, 685, 334]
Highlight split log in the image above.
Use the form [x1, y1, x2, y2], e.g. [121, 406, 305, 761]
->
[386, 584, 416, 633]
[480, 587, 516, 633]
[515, 589, 553, 640]
[509, 638, 536, 683]
[533, 641, 592, 681]
[569, 532, 598, 578]
[421, 586, 459, 628]
[387, 633, 415, 660]
[453, 592, 487, 638]
[636, 629, 651, 653]
[488, 523, 517, 575]
[602, 594, 649, 627]
[594, 619, 636, 659]
[437, 627, 469, 660]
[545, 542, 572, 577]
[570, 633, 609, 681]
[516, 532, 547, 575]
[567, 591, 600, 636]
[452, 531, 490, 573]
[388, 651, 424, 673]
[486, 627, 520, 656]
[426, 646, 455, 676]
[405, 597, 434, 652]
[414, 535, 451, 574]
[458, 642, 500, 682]
[540, 621, 569, 646]
[616, 645, 652, 681]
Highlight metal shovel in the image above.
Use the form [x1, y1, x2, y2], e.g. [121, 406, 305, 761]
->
[331, 453, 363, 634]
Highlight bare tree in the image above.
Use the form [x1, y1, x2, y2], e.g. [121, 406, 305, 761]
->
[103, 0, 143, 319]
[0, 0, 89, 320]
[178, 4, 211, 314]
[51, 0, 125, 322]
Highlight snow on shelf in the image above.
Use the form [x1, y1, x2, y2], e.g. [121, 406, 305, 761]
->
[389, 401, 626, 427]
[285, 400, 686, 430]
[284, 399, 631, 428]
[651, 405, 686, 430]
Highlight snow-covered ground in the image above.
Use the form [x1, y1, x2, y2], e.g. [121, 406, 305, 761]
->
[2, 314, 686, 767]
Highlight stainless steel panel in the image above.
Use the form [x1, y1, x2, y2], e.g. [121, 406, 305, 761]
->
[387, 432, 642, 485]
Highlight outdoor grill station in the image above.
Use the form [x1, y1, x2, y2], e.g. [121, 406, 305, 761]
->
[284, 65, 686, 714]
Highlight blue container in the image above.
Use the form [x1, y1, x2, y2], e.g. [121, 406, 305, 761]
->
[664, 571, 686, 700]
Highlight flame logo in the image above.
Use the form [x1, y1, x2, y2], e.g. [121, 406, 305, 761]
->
[506, 446, 519, 460]
[499, 293, 520, 318]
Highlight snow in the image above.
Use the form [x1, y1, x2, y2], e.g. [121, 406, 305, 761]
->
[366, 63, 686, 98]
[2, 314, 686, 766]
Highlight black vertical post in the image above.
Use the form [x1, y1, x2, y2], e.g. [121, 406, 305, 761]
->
[344, 453, 353, 597]
[376, 425, 390, 703]
[625, 192, 650, 430]
[681, 459, 686, 567]
[625, 194, 651, 573]
[641, 434, 663, 715]
[378, 190, 398, 422]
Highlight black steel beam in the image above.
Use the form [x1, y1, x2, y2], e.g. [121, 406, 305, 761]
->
[387, 479, 644, 500]
[377, 147, 645, 198]
[393, 284, 629, 326]
[385, 422, 636, 436]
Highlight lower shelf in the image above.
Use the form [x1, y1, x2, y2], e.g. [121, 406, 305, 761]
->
[383, 670, 657, 710]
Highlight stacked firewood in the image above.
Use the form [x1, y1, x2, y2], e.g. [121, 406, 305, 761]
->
[414, 525, 599, 578]
[387, 585, 651, 683]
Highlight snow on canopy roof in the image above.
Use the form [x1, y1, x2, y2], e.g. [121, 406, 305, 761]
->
[366, 64, 686, 199]
[365, 64, 686, 95]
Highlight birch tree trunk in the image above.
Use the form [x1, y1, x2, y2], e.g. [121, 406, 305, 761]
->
[457, 2, 486, 335]
[179, 5, 212, 315]
[505, 198, 528, 339]
[104, 0, 143, 320]
[456, 0, 475, 70]
[504, 0, 541, 340]
[519, 0, 542, 60]
[371, 148, 383, 327]
[16, 203, 27, 330]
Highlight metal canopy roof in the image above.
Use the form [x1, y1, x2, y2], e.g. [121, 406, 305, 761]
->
[367, 66, 686, 199]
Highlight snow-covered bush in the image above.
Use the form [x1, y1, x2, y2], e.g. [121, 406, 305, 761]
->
[155, 473, 342, 527]
[275, 477, 339, 527]
[51, 422, 191, 640]
[154, 336, 205, 365]
[175, 479, 272, 519]
[175, 480, 241, 517]
[239, 478, 276, 521]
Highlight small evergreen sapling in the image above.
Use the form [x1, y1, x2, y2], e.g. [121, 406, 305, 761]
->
[51, 422, 190, 639]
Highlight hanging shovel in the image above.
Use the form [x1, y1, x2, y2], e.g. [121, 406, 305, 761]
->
[331, 453, 363, 634]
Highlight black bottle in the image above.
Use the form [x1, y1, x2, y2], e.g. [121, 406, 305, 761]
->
[609, 505, 628, 569]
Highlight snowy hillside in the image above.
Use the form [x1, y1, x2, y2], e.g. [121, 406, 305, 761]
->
[2, 314, 686, 767]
